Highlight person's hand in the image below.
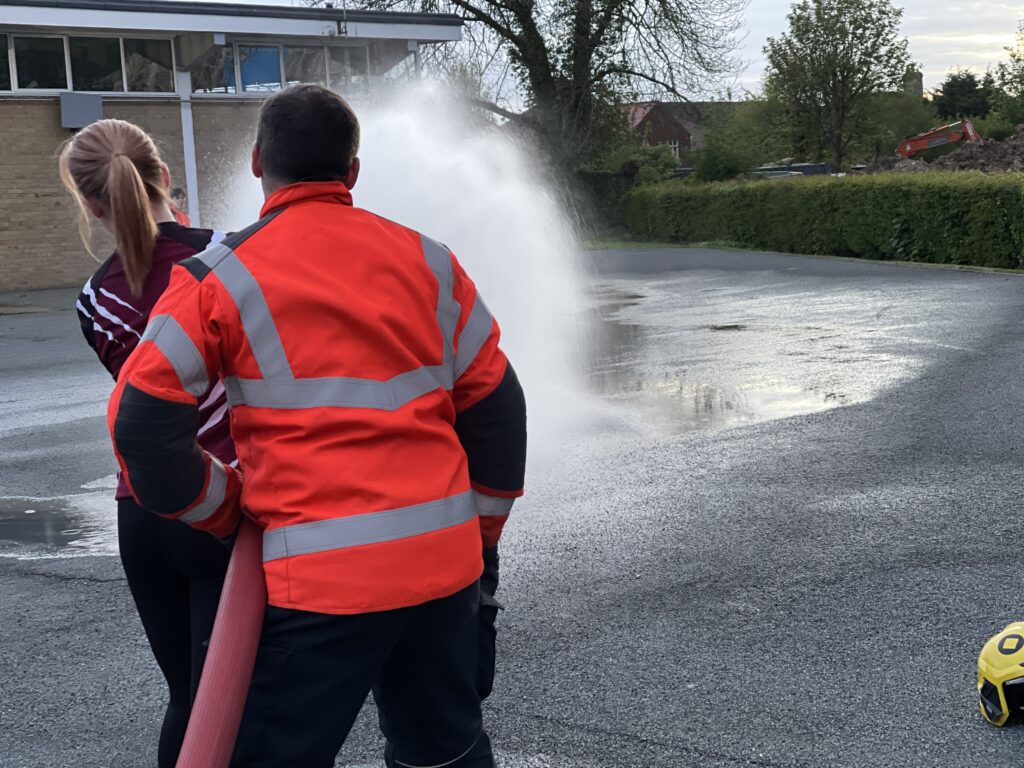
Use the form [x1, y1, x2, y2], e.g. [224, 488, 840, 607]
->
[481, 546, 500, 600]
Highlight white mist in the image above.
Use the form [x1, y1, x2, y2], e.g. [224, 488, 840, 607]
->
[218, 85, 587, 457]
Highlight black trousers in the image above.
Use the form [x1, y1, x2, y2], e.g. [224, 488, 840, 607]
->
[117, 498, 230, 768]
[231, 581, 495, 768]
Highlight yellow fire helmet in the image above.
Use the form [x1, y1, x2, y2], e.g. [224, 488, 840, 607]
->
[978, 622, 1024, 726]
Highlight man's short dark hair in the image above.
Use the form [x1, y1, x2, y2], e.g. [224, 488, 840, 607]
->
[256, 84, 360, 184]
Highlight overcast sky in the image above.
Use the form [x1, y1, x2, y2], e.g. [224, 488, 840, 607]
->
[183, 0, 1021, 94]
[738, 1, 1022, 94]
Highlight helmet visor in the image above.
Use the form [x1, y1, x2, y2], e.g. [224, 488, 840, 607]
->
[980, 679, 1007, 725]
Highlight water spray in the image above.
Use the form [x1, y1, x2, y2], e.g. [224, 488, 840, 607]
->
[214, 84, 588, 456]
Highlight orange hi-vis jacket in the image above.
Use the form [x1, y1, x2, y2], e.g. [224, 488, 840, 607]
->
[108, 182, 526, 614]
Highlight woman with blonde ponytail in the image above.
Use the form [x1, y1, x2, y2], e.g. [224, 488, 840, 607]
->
[61, 118, 236, 768]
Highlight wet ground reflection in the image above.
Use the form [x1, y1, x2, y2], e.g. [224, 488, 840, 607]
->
[0, 481, 118, 558]
[581, 279, 894, 436]
[1, 260, 923, 556]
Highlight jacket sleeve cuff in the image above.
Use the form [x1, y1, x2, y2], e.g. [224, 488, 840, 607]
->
[474, 490, 516, 548]
[171, 455, 243, 539]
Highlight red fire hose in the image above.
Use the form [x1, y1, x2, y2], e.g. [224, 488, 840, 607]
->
[176, 517, 266, 768]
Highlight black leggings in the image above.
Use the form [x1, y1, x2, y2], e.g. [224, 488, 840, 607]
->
[117, 498, 230, 768]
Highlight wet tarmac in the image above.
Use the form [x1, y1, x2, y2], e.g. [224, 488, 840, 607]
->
[5, 248, 1024, 767]
[0, 250, 940, 558]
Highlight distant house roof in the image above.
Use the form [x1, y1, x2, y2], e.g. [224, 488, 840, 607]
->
[0, 0, 463, 41]
[626, 102, 656, 129]
[626, 101, 736, 132]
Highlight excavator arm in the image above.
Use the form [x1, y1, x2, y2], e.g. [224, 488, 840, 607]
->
[897, 119, 983, 159]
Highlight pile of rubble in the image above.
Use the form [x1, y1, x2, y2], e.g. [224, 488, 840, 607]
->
[862, 126, 1024, 173]
[864, 155, 928, 174]
[891, 158, 930, 173]
[931, 125, 1024, 172]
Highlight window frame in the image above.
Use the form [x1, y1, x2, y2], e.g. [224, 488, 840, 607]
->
[0, 30, 177, 96]
[188, 42, 238, 95]
[122, 36, 177, 94]
[68, 34, 125, 93]
[0, 34, 14, 92]
[0, 31, 385, 98]
[11, 33, 70, 92]
[237, 43, 284, 94]
[190, 40, 374, 100]
[283, 43, 329, 89]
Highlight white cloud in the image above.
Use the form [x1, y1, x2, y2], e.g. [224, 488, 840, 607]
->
[158, 0, 1020, 94]
[737, 0, 1021, 92]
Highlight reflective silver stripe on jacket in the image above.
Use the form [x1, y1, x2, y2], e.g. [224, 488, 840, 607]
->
[224, 365, 451, 411]
[262, 491, 476, 562]
[178, 457, 228, 524]
[193, 244, 293, 379]
[472, 491, 514, 517]
[422, 235, 461, 386]
[141, 314, 210, 397]
[455, 294, 494, 380]
[195, 234, 491, 410]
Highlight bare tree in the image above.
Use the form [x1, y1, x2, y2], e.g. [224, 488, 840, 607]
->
[301, 0, 746, 166]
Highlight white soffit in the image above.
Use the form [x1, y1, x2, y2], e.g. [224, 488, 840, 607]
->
[0, 6, 462, 42]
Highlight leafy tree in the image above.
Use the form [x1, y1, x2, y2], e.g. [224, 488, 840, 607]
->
[848, 91, 937, 162]
[693, 100, 791, 180]
[594, 140, 679, 186]
[305, 0, 745, 168]
[933, 70, 996, 119]
[764, 0, 910, 170]
[994, 34, 1024, 125]
[970, 113, 1015, 142]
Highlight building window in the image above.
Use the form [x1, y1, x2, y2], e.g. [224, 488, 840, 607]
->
[0, 36, 10, 91]
[669, 139, 680, 159]
[191, 45, 236, 94]
[239, 45, 281, 92]
[70, 37, 123, 92]
[124, 38, 174, 93]
[327, 47, 347, 90]
[284, 46, 326, 87]
[348, 47, 369, 94]
[14, 36, 66, 89]
[328, 47, 369, 95]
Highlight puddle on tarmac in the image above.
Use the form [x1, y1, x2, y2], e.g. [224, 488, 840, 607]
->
[3, 281, 890, 555]
[0, 476, 118, 558]
[584, 287, 854, 435]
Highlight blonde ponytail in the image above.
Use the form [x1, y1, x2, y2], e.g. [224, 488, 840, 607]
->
[107, 154, 157, 296]
[58, 119, 169, 296]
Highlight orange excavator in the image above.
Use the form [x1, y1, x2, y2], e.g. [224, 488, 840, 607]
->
[897, 119, 983, 159]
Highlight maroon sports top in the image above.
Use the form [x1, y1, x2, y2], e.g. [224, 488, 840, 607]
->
[76, 222, 236, 499]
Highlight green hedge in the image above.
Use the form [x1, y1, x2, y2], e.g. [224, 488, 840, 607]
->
[624, 172, 1024, 269]
[577, 170, 636, 227]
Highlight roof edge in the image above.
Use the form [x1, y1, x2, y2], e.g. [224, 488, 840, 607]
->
[0, 0, 464, 27]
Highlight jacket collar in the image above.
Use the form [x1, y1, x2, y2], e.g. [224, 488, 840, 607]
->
[260, 181, 353, 218]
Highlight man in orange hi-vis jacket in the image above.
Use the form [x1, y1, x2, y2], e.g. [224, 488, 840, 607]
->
[107, 84, 527, 768]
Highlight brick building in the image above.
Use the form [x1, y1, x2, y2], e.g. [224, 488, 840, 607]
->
[0, 0, 461, 291]
[626, 101, 735, 160]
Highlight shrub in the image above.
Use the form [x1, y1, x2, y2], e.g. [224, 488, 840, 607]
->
[624, 172, 1024, 269]
[972, 113, 1016, 142]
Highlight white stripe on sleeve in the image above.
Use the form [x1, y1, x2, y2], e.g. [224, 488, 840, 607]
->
[99, 287, 142, 316]
[197, 402, 228, 437]
[83, 283, 142, 339]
